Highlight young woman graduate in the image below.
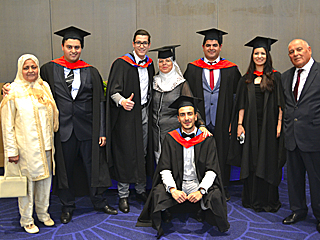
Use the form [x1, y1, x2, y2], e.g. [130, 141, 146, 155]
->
[228, 36, 286, 212]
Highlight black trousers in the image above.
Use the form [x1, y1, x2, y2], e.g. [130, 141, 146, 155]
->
[287, 147, 320, 221]
[58, 131, 107, 212]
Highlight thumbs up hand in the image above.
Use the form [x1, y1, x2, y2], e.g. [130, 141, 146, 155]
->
[122, 93, 135, 111]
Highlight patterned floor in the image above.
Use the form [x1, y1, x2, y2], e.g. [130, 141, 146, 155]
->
[0, 178, 319, 239]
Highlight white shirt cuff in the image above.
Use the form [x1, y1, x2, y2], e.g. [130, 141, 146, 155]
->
[198, 170, 216, 193]
[160, 169, 177, 193]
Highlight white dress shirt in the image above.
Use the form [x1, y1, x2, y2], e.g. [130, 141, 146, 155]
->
[133, 50, 149, 105]
[203, 56, 220, 87]
[64, 68, 80, 99]
[292, 57, 314, 101]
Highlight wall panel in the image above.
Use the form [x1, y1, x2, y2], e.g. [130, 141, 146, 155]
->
[0, 0, 320, 78]
[0, 0, 51, 82]
[139, 0, 218, 73]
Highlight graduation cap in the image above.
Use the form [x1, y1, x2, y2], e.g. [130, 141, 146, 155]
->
[149, 45, 180, 61]
[244, 36, 278, 52]
[196, 28, 228, 45]
[54, 26, 91, 48]
[169, 95, 202, 112]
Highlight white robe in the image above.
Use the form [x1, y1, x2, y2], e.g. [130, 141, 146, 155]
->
[1, 78, 58, 181]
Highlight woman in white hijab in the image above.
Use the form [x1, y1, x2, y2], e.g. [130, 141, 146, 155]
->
[1, 54, 59, 234]
[151, 46, 210, 163]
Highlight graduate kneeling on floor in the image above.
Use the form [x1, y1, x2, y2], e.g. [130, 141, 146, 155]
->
[136, 95, 229, 238]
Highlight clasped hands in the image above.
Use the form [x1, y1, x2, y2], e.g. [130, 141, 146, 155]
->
[170, 187, 202, 204]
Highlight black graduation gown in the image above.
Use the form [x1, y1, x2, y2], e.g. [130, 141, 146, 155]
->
[106, 57, 155, 183]
[228, 72, 286, 212]
[40, 62, 111, 195]
[136, 133, 229, 237]
[184, 63, 241, 186]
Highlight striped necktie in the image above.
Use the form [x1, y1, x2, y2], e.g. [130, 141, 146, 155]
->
[65, 69, 74, 93]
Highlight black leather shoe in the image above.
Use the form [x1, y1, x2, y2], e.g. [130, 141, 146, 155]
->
[136, 192, 148, 202]
[195, 209, 205, 222]
[119, 198, 130, 213]
[161, 209, 172, 223]
[317, 221, 320, 233]
[60, 211, 72, 224]
[96, 205, 118, 215]
[224, 188, 231, 202]
[282, 213, 306, 225]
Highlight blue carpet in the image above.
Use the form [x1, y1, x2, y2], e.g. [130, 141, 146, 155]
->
[0, 176, 319, 239]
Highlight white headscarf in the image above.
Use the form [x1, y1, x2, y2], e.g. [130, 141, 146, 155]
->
[1, 54, 59, 132]
[153, 57, 186, 92]
[15, 54, 41, 82]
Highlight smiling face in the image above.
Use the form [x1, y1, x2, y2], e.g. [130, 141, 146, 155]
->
[133, 35, 150, 59]
[158, 57, 173, 74]
[22, 59, 38, 82]
[62, 39, 82, 63]
[202, 39, 222, 61]
[177, 106, 197, 133]
[288, 39, 312, 68]
[253, 47, 267, 67]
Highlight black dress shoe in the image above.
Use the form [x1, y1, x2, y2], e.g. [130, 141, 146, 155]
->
[119, 198, 130, 213]
[60, 211, 73, 224]
[96, 205, 118, 215]
[136, 192, 148, 202]
[224, 188, 231, 202]
[161, 209, 172, 223]
[195, 209, 205, 222]
[317, 221, 320, 233]
[282, 213, 306, 225]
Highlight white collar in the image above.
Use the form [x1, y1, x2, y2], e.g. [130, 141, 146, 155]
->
[132, 50, 145, 64]
[296, 57, 314, 73]
[204, 56, 220, 64]
[181, 127, 198, 136]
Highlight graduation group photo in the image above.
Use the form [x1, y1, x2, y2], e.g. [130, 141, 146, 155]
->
[0, 1, 320, 239]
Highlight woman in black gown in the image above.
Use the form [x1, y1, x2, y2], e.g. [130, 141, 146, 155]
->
[231, 37, 285, 212]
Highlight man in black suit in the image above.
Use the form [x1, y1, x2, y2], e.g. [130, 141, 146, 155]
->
[282, 39, 320, 233]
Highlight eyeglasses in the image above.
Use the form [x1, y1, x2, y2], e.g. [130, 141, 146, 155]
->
[134, 41, 149, 47]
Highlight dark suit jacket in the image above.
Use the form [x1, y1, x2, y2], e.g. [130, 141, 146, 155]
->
[282, 60, 320, 152]
[49, 64, 102, 142]
[40, 62, 110, 190]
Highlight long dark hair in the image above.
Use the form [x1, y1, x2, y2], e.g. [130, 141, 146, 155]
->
[245, 48, 274, 92]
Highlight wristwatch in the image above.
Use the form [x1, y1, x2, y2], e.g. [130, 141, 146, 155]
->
[199, 188, 206, 195]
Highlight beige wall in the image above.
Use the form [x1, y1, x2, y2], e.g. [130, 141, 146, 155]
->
[1, 0, 320, 83]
